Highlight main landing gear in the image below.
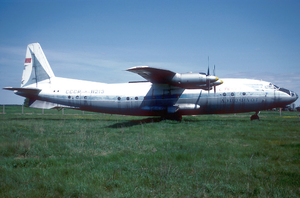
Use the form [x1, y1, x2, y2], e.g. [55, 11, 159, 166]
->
[250, 111, 260, 121]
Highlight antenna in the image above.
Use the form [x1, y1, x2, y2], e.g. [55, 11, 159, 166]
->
[207, 56, 210, 93]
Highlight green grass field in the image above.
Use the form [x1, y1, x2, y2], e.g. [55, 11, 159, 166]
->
[1, 106, 299, 197]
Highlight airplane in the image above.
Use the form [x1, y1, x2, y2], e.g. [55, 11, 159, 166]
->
[3, 43, 298, 121]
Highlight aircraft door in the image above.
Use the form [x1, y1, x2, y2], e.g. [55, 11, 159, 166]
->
[66, 89, 82, 108]
[130, 97, 136, 111]
[217, 92, 227, 113]
[80, 90, 90, 107]
[125, 96, 132, 114]
[273, 88, 280, 107]
[145, 85, 164, 106]
[162, 89, 172, 105]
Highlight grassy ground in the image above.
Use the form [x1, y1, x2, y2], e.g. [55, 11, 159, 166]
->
[0, 106, 299, 197]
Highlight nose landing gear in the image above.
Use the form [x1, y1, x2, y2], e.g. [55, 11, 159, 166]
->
[251, 111, 260, 121]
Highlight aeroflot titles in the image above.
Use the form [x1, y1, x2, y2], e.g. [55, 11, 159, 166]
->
[65, 90, 104, 94]
[221, 98, 259, 103]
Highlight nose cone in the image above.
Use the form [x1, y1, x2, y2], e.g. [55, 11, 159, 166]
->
[276, 89, 298, 108]
[286, 90, 298, 105]
[206, 76, 219, 83]
[292, 91, 298, 101]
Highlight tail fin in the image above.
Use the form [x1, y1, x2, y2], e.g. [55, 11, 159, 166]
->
[21, 43, 55, 88]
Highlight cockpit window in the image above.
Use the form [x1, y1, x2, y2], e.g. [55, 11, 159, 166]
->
[268, 83, 273, 89]
[279, 87, 290, 95]
[268, 83, 293, 96]
[268, 83, 279, 89]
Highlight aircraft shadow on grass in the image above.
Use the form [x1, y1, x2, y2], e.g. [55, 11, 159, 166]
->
[106, 117, 163, 128]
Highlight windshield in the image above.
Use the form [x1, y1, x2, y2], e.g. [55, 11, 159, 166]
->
[279, 87, 291, 95]
[268, 83, 291, 95]
[268, 83, 279, 89]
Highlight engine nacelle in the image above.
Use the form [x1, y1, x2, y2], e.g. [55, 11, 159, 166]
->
[170, 73, 219, 88]
[198, 79, 224, 90]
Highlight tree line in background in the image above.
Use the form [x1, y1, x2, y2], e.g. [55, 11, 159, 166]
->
[23, 98, 29, 107]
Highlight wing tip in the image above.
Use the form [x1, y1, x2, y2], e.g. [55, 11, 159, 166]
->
[126, 66, 150, 71]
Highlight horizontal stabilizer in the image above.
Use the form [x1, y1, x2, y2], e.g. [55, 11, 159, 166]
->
[3, 87, 41, 93]
[29, 99, 73, 109]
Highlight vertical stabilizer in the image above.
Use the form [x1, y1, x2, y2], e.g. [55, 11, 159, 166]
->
[21, 43, 55, 88]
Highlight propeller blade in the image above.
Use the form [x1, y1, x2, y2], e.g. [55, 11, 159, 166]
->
[207, 56, 210, 76]
[207, 56, 210, 93]
[213, 65, 215, 76]
[213, 65, 216, 94]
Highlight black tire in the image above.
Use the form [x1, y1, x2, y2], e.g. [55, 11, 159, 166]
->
[250, 114, 259, 121]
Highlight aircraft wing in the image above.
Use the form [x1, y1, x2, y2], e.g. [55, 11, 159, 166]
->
[126, 66, 176, 84]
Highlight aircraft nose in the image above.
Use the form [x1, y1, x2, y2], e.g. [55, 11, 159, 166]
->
[290, 91, 298, 102]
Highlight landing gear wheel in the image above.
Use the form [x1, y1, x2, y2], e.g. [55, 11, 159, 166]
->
[174, 114, 182, 122]
[250, 111, 260, 121]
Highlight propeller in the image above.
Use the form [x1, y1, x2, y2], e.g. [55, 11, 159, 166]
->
[207, 57, 210, 76]
[213, 65, 216, 94]
[213, 65, 215, 76]
[206, 58, 218, 94]
[207, 57, 211, 93]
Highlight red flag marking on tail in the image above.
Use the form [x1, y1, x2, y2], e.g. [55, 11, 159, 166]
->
[25, 58, 31, 63]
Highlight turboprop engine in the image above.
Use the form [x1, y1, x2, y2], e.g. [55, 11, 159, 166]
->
[170, 72, 219, 89]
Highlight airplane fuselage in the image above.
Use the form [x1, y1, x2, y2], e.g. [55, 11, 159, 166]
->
[16, 77, 297, 116]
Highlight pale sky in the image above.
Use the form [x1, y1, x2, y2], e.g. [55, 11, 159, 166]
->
[1, 0, 299, 106]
